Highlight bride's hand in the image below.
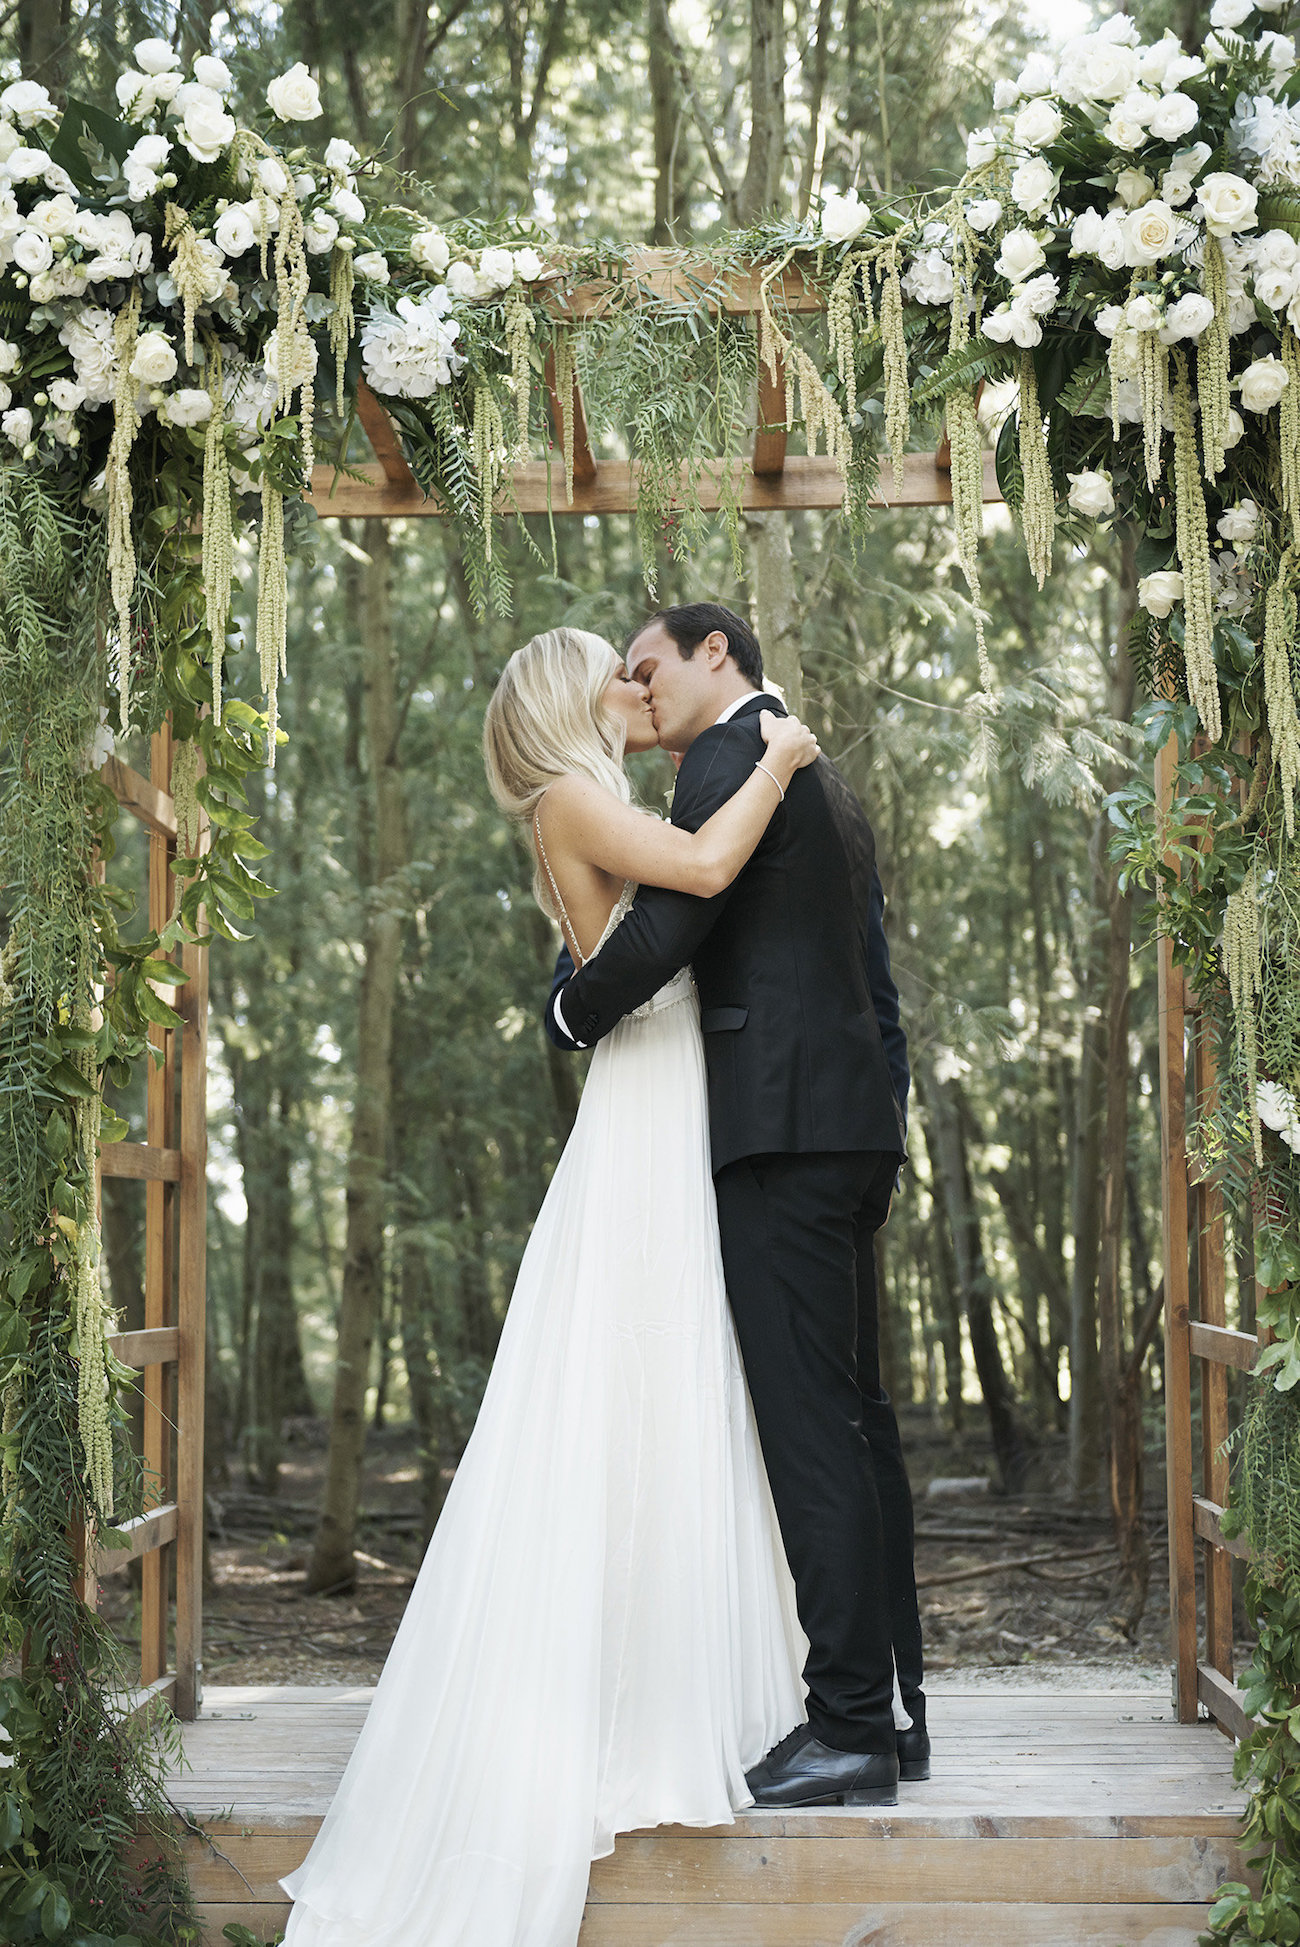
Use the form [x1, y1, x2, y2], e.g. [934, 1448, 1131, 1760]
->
[759, 710, 821, 780]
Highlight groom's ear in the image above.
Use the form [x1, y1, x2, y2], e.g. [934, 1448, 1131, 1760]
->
[703, 630, 731, 671]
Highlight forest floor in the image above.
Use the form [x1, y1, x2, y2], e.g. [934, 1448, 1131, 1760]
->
[100, 1407, 1248, 1689]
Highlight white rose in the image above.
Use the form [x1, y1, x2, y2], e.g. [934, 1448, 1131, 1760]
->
[324, 137, 360, 175]
[2, 406, 32, 447]
[1162, 53, 1207, 90]
[1125, 293, 1163, 332]
[1254, 264, 1295, 310]
[513, 245, 546, 282]
[1016, 51, 1057, 95]
[263, 332, 317, 390]
[446, 258, 489, 300]
[1011, 156, 1057, 218]
[256, 157, 290, 200]
[303, 210, 339, 254]
[1020, 271, 1059, 315]
[965, 197, 1001, 234]
[1123, 199, 1178, 265]
[1258, 30, 1296, 79]
[1240, 353, 1289, 410]
[1070, 207, 1106, 254]
[162, 387, 213, 427]
[1067, 469, 1115, 517]
[114, 70, 156, 117]
[993, 78, 1020, 111]
[1013, 98, 1064, 149]
[0, 125, 17, 166]
[192, 55, 233, 92]
[130, 331, 178, 385]
[1139, 569, 1185, 616]
[330, 186, 366, 224]
[983, 296, 1042, 347]
[1256, 229, 1300, 272]
[0, 339, 20, 375]
[0, 381, 11, 412]
[214, 203, 258, 256]
[821, 187, 872, 243]
[13, 229, 52, 274]
[179, 94, 235, 163]
[994, 226, 1046, 280]
[1163, 291, 1216, 340]
[1210, 0, 1253, 23]
[410, 228, 451, 274]
[134, 36, 180, 74]
[1115, 166, 1156, 208]
[1197, 172, 1259, 237]
[1103, 114, 1148, 152]
[479, 245, 516, 292]
[1096, 216, 1129, 271]
[1223, 406, 1245, 449]
[48, 378, 84, 412]
[1148, 92, 1199, 141]
[6, 146, 50, 183]
[1217, 500, 1259, 543]
[966, 126, 998, 169]
[353, 250, 390, 283]
[1070, 39, 1140, 103]
[0, 81, 56, 127]
[151, 70, 182, 104]
[266, 62, 322, 121]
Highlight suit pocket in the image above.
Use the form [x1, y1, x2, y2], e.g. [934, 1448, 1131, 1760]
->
[700, 1006, 748, 1032]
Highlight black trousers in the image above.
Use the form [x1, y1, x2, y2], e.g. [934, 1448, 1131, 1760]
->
[713, 1148, 924, 1755]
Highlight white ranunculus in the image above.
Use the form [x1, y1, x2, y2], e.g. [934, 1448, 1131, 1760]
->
[1217, 500, 1259, 543]
[2, 406, 32, 447]
[1013, 98, 1063, 150]
[162, 387, 213, 427]
[994, 225, 1046, 280]
[1020, 271, 1059, 315]
[1096, 215, 1129, 270]
[410, 228, 451, 274]
[1094, 302, 1125, 338]
[1070, 207, 1106, 255]
[214, 203, 258, 256]
[330, 185, 366, 224]
[1162, 291, 1217, 340]
[1125, 292, 1163, 332]
[1067, 469, 1115, 517]
[324, 136, 361, 175]
[13, 229, 52, 275]
[1011, 156, 1057, 217]
[1197, 172, 1259, 236]
[303, 210, 340, 254]
[1148, 91, 1199, 142]
[267, 62, 322, 121]
[353, 250, 390, 283]
[965, 196, 1001, 234]
[966, 126, 998, 169]
[48, 378, 84, 412]
[0, 81, 56, 127]
[192, 55, 233, 92]
[513, 245, 546, 282]
[1240, 353, 1290, 409]
[821, 187, 872, 243]
[130, 331, 178, 385]
[178, 93, 235, 162]
[134, 36, 180, 74]
[1123, 199, 1179, 265]
[1115, 166, 1155, 208]
[1138, 568, 1184, 615]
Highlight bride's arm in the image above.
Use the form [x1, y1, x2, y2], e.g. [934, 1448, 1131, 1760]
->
[539, 711, 818, 897]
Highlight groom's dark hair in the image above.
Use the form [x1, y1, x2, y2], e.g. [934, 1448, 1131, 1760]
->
[626, 603, 764, 687]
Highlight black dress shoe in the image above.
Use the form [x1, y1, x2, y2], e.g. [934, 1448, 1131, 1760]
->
[745, 1724, 899, 1808]
[897, 1724, 930, 1781]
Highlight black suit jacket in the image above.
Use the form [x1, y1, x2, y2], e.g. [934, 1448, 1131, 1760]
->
[544, 694, 909, 1174]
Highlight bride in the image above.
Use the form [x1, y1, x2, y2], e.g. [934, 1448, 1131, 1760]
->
[278, 626, 820, 1947]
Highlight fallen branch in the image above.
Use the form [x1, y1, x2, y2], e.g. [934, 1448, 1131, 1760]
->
[916, 1542, 1114, 1590]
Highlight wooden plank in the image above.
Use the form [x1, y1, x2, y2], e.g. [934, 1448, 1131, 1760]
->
[543, 345, 598, 488]
[111, 1671, 177, 1721]
[175, 762, 210, 1720]
[1197, 1664, 1252, 1744]
[546, 249, 824, 321]
[94, 1501, 178, 1577]
[141, 725, 176, 1696]
[100, 754, 177, 839]
[1156, 727, 1198, 1725]
[306, 450, 1004, 519]
[1189, 1322, 1258, 1372]
[99, 1140, 182, 1183]
[354, 379, 417, 489]
[1194, 1020, 1233, 1685]
[753, 346, 788, 476]
[1193, 1495, 1250, 1564]
[107, 1325, 179, 1368]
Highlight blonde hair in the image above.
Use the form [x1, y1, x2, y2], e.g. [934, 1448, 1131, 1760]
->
[483, 626, 631, 915]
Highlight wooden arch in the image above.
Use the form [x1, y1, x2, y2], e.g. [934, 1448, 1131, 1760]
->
[92, 250, 1246, 1743]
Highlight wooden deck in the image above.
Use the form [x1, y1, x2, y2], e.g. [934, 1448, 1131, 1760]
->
[165, 1681, 1252, 1945]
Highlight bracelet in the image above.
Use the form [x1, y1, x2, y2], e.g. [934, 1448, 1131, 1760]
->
[753, 759, 785, 802]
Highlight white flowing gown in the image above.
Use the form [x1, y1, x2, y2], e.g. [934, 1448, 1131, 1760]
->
[278, 883, 809, 1947]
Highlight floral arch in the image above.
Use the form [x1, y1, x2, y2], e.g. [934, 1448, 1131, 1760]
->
[0, 8, 1297, 1943]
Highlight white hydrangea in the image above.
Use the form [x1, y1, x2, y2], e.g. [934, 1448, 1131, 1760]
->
[901, 248, 954, 306]
[360, 290, 466, 398]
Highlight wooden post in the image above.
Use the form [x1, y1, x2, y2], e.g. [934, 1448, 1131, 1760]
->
[141, 725, 177, 1692]
[174, 751, 209, 1721]
[1194, 1018, 1233, 1685]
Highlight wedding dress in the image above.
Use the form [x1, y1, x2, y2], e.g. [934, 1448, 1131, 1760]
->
[278, 877, 808, 1947]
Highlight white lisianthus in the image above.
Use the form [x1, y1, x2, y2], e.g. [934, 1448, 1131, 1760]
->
[134, 36, 180, 73]
[0, 80, 55, 127]
[262, 333, 317, 390]
[1253, 264, 1296, 310]
[1197, 172, 1259, 236]
[1067, 469, 1115, 517]
[130, 331, 178, 385]
[353, 250, 390, 283]
[1011, 156, 1057, 218]
[1125, 292, 1163, 332]
[162, 387, 213, 427]
[513, 246, 546, 282]
[1020, 271, 1059, 315]
[966, 126, 998, 170]
[965, 197, 1001, 234]
[267, 62, 322, 121]
[1013, 98, 1063, 149]
[256, 156, 291, 199]
[1115, 167, 1156, 207]
[821, 187, 872, 243]
[1070, 207, 1106, 254]
[1256, 229, 1300, 271]
[2, 406, 32, 448]
[13, 229, 52, 274]
[324, 137, 361, 176]
[192, 54, 233, 92]
[1240, 353, 1289, 409]
[1217, 500, 1259, 543]
[993, 78, 1020, 111]
[330, 186, 366, 224]
[124, 132, 172, 199]
[410, 228, 451, 274]
[1162, 291, 1217, 340]
[1148, 92, 1199, 141]
[901, 248, 954, 305]
[0, 340, 20, 375]
[115, 70, 157, 117]
[48, 379, 84, 412]
[6, 146, 52, 183]
[1138, 568, 1185, 615]
[1096, 216, 1129, 271]
[1123, 199, 1179, 265]
[1095, 303, 1125, 339]
[302, 210, 340, 254]
[1162, 52, 1207, 90]
[178, 92, 236, 163]
[294, 172, 316, 200]
[446, 259, 490, 300]
[478, 246, 517, 292]
[214, 203, 258, 257]
[0, 382, 11, 412]
[1162, 141, 1212, 207]
[994, 226, 1046, 280]
[981, 297, 1042, 347]
[0, 125, 17, 166]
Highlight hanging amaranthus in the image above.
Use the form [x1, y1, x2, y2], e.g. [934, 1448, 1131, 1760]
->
[329, 243, 355, 418]
[827, 251, 860, 422]
[1198, 235, 1233, 482]
[1224, 853, 1265, 1165]
[270, 170, 314, 478]
[256, 477, 286, 760]
[757, 252, 853, 485]
[69, 1023, 112, 1518]
[1170, 349, 1221, 744]
[1263, 546, 1300, 837]
[169, 735, 201, 861]
[944, 223, 992, 691]
[1017, 349, 1053, 589]
[553, 326, 578, 504]
[471, 380, 507, 563]
[107, 284, 142, 734]
[1140, 330, 1168, 491]
[880, 245, 909, 498]
[504, 286, 535, 462]
[201, 338, 233, 722]
[162, 203, 213, 366]
[1280, 329, 1300, 550]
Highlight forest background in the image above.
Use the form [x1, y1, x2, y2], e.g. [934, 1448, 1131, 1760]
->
[3, 0, 1236, 1677]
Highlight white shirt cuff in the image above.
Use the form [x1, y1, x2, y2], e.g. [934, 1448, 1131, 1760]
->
[553, 990, 585, 1048]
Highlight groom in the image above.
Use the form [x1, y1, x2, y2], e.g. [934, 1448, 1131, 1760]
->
[544, 602, 926, 1808]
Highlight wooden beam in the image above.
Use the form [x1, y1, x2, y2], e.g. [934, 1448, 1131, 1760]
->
[543, 348, 598, 489]
[545, 248, 823, 322]
[1197, 1661, 1253, 1742]
[99, 1141, 182, 1183]
[1189, 1321, 1259, 1371]
[100, 756, 177, 840]
[109, 1671, 177, 1722]
[308, 450, 1002, 520]
[94, 1501, 179, 1578]
[354, 379, 417, 490]
[1193, 1495, 1251, 1563]
[753, 347, 788, 477]
[107, 1326, 179, 1369]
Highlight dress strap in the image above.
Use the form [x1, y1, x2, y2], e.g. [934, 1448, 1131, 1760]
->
[533, 802, 586, 967]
